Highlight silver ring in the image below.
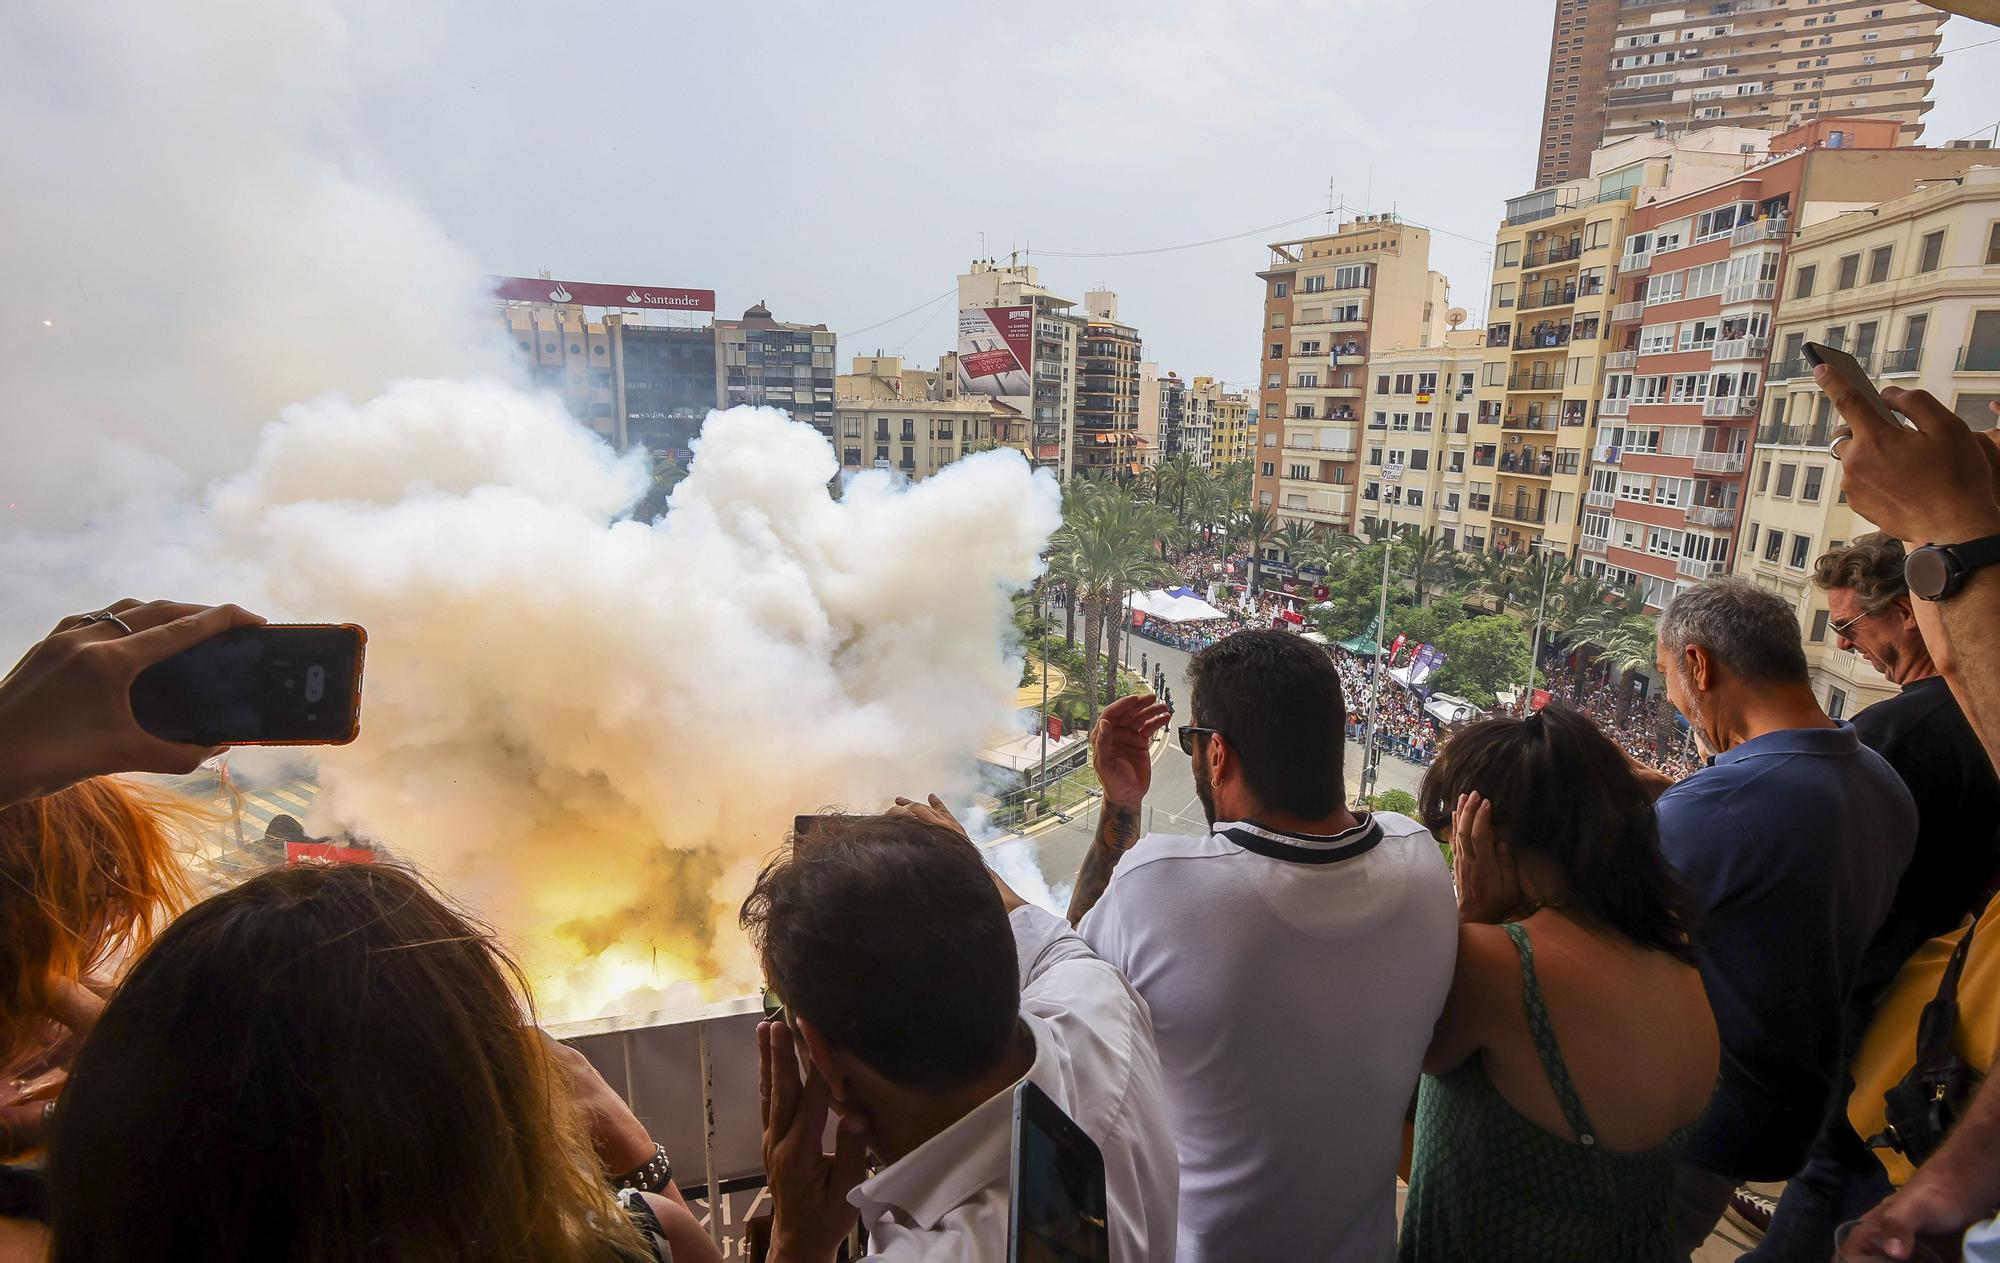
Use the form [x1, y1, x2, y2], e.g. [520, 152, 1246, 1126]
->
[80, 611, 134, 635]
[1828, 429, 1854, 461]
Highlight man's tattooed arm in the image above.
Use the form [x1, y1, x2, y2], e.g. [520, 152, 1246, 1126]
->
[1066, 801, 1141, 927]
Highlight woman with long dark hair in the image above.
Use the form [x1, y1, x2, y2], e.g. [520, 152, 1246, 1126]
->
[1398, 704, 1718, 1262]
[45, 862, 721, 1263]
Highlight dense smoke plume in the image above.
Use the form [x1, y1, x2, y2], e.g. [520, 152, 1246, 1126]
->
[1, 2, 1060, 1019]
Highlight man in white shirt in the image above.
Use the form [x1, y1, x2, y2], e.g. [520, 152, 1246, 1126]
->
[1070, 632, 1458, 1263]
[746, 807, 1177, 1263]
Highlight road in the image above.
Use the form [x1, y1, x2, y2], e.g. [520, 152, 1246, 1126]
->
[1001, 636, 1430, 903]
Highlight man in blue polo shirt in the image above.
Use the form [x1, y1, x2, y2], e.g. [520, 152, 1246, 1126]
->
[1649, 578, 1917, 1258]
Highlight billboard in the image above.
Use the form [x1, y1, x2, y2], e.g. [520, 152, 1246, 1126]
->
[957, 305, 1033, 396]
[490, 275, 715, 312]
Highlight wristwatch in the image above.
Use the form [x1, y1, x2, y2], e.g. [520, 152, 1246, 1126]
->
[1904, 533, 2000, 601]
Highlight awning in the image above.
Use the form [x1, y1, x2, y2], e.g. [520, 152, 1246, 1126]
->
[1338, 634, 1383, 655]
[1131, 588, 1229, 624]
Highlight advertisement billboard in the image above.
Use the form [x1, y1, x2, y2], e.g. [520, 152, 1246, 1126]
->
[956, 305, 1033, 396]
[489, 275, 715, 312]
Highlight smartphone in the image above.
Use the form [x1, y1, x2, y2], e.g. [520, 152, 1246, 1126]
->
[1008, 1080, 1109, 1263]
[129, 624, 366, 746]
[1802, 341, 1903, 429]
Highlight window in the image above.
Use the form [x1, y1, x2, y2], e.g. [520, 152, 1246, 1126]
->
[1988, 223, 2000, 266]
[1296, 373, 1319, 388]
[1270, 343, 1283, 359]
[1645, 271, 1685, 304]
[1406, 490, 1424, 508]
[1302, 275, 1326, 294]
[1334, 264, 1370, 290]
[1802, 464, 1824, 502]
[1764, 529, 1784, 562]
[1640, 322, 1678, 355]
[1494, 282, 1517, 309]
[1376, 374, 1391, 393]
[1790, 533, 1811, 569]
[1917, 230, 1944, 274]
[1903, 312, 1928, 359]
[1792, 264, 1817, 298]
[1409, 450, 1429, 471]
[1273, 281, 1289, 298]
[1394, 373, 1415, 394]
[1271, 314, 1286, 328]
[1836, 254, 1861, 290]
[1775, 463, 1798, 497]
[842, 416, 862, 437]
[1260, 461, 1276, 477]
[1417, 372, 1438, 394]
[1827, 687, 1847, 721]
[1810, 609, 1830, 643]
[1687, 261, 1728, 299]
[1757, 459, 1771, 493]
[1867, 245, 1893, 285]
[1854, 320, 1879, 367]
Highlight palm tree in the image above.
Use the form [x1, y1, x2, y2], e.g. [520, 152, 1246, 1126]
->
[1236, 507, 1283, 597]
[1468, 547, 1521, 615]
[1060, 492, 1174, 720]
[1186, 477, 1227, 551]
[1597, 614, 1660, 723]
[1155, 454, 1202, 526]
[1393, 525, 1462, 607]
[1277, 520, 1316, 566]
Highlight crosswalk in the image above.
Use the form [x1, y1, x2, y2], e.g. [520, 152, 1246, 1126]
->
[148, 770, 327, 889]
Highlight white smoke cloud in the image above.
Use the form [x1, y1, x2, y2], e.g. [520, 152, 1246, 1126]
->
[0, 1, 1062, 1021]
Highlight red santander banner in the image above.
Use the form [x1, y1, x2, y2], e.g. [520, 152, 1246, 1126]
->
[490, 275, 715, 312]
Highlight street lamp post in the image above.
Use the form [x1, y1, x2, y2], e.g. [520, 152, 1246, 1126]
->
[1520, 540, 1563, 716]
[1357, 466, 1403, 809]
[1037, 579, 1051, 786]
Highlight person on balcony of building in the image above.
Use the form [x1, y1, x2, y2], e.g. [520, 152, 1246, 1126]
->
[1065, 635, 1457, 1263]
[745, 807, 1177, 1263]
[1399, 705, 1717, 1263]
[1644, 578, 1919, 1258]
[1738, 535, 2000, 1262]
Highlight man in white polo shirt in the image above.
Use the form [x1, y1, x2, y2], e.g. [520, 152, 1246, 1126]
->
[1070, 631, 1458, 1263]
[746, 809, 1177, 1263]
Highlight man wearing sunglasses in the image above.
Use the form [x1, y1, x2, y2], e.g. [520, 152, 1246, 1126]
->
[1065, 629, 1457, 1263]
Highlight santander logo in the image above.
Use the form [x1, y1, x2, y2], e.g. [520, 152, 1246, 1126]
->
[548, 283, 573, 302]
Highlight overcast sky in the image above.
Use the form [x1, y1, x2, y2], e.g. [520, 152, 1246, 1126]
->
[345, 1, 2000, 392]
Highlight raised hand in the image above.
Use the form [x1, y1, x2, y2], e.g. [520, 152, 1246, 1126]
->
[759, 1021, 870, 1263]
[1091, 694, 1172, 809]
[1451, 791, 1521, 925]
[1819, 369, 2000, 547]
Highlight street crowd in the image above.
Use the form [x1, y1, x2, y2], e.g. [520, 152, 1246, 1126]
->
[2, 378, 1999, 1263]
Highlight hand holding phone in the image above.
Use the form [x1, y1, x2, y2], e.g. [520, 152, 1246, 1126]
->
[1803, 342, 1903, 431]
[1010, 1080, 1110, 1263]
[0, 601, 267, 807]
[129, 624, 366, 746]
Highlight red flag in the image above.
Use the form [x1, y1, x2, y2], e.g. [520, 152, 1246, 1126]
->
[286, 840, 377, 866]
[1531, 688, 1552, 711]
[1388, 633, 1408, 664]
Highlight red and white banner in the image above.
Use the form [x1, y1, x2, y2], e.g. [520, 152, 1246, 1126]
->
[957, 306, 1033, 396]
[490, 275, 715, 312]
[1388, 633, 1408, 664]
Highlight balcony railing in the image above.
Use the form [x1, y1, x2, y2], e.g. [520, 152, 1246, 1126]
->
[1722, 280, 1778, 305]
[1585, 489, 1615, 509]
[1612, 300, 1645, 323]
[1677, 556, 1726, 579]
[1686, 504, 1737, 528]
[1515, 329, 1572, 351]
[1768, 357, 1810, 382]
[1693, 450, 1746, 473]
[1491, 501, 1549, 525]
[1758, 421, 1834, 447]
[1958, 345, 2000, 372]
[1879, 347, 1923, 376]
[1580, 535, 1610, 555]
[1501, 414, 1557, 431]
[1524, 242, 1581, 269]
[1618, 250, 1652, 274]
[1731, 217, 1789, 246]
[1600, 397, 1632, 416]
[1701, 396, 1759, 418]
[1713, 335, 1770, 362]
[1508, 373, 1562, 391]
[1519, 288, 1579, 312]
[1498, 455, 1556, 477]
[1604, 349, 1638, 370]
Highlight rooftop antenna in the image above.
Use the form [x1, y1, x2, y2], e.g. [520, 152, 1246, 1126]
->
[1325, 177, 1339, 233]
[978, 231, 987, 259]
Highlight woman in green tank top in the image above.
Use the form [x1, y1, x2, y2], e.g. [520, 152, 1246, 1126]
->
[1399, 705, 1719, 1263]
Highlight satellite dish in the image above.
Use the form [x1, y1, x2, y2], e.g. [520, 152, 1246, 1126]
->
[1446, 306, 1469, 329]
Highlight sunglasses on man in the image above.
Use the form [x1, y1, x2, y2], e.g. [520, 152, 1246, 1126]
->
[1178, 726, 1221, 756]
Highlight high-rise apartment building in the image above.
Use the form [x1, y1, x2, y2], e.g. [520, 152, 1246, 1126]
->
[834, 353, 1010, 480]
[1075, 291, 1144, 478]
[1157, 372, 1189, 462]
[1736, 162, 2000, 719]
[1587, 119, 1980, 608]
[1208, 387, 1253, 471]
[1464, 128, 1789, 559]
[1254, 215, 1449, 532]
[1183, 376, 1221, 471]
[957, 260, 1084, 479]
[1357, 332, 1486, 547]
[714, 302, 837, 437]
[1533, 0, 1948, 188]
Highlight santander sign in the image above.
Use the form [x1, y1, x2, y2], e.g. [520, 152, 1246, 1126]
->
[489, 276, 715, 313]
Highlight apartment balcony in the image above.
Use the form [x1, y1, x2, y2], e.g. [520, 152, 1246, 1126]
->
[1498, 457, 1556, 478]
[1693, 450, 1746, 474]
[1507, 373, 1562, 391]
[1600, 397, 1632, 416]
[1686, 504, 1738, 529]
[1585, 489, 1616, 509]
[1604, 349, 1638, 370]
[1723, 280, 1778, 305]
[1514, 329, 1572, 351]
[1767, 357, 1810, 382]
[1330, 351, 1367, 366]
[1580, 535, 1610, 555]
[1519, 288, 1579, 313]
[1523, 242, 1582, 270]
[1366, 418, 1388, 431]
[1487, 324, 1514, 349]
[1730, 217, 1789, 246]
[1880, 347, 1923, 376]
[1491, 501, 1549, 526]
[1958, 345, 2000, 372]
[1618, 249, 1652, 274]
[1713, 335, 1770, 362]
[1701, 396, 1759, 418]
[1612, 300, 1645, 323]
[1758, 421, 1835, 448]
[1677, 555, 1727, 579]
[1501, 413, 1559, 433]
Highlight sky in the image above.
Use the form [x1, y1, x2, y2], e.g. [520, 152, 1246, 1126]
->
[330, 0, 1999, 394]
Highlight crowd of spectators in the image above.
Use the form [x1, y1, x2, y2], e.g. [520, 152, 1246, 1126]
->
[2, 377, 1999, 1262]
